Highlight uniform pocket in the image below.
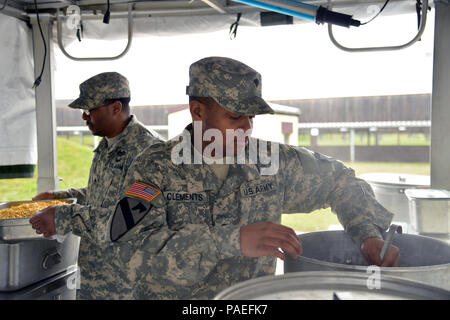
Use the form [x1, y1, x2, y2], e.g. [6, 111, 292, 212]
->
[164, 190, 211, 227]
[153, 224, 218, 287]
[100, 168, 124, 207]
[239, 176, 282, 224]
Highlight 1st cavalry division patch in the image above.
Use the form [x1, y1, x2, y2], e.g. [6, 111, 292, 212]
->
[110, 182, 161, 242]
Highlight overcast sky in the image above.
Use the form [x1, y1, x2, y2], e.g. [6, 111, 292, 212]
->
[54, 11, 435, 106]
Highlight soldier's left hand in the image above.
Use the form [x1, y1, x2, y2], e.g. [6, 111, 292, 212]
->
[30, 206, 56, 238]
[361, 237, 400, 267]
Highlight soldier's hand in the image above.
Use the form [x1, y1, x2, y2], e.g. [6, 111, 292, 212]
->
[240, 221, 302, 261]
[361, 237, 400, 267]
[32, 191, 55, 201]
[30, 206, 56, 238]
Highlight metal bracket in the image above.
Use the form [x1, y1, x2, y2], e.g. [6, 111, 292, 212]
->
[56, 4, 134, 61]
[327, 0, 429, 52]
[0, 2, 29, 22]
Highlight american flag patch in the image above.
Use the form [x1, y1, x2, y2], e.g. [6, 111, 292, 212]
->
[126, 181, 161, 202]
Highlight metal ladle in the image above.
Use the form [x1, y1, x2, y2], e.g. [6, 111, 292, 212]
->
[380, 224, 402, 262]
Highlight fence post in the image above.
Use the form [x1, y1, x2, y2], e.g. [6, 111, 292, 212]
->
[350, 129, 355, 162]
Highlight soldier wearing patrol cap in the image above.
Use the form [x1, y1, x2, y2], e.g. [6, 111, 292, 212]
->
[110, 57, 399, 300]
[30, 72, 163, 299]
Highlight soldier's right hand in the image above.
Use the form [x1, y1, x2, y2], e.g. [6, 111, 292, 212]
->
[32, 191, 55, 201]
[240, 221, 302, 261]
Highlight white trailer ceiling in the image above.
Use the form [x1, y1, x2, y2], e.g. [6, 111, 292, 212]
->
[0, 0, 430, 24]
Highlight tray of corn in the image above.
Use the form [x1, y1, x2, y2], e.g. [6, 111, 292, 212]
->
[0, 199, 76, 241]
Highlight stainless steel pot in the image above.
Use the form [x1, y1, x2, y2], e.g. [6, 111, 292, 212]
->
[0, 233, 80, 292]
[405, 189, 450, 235]
[0, 267, 79, 300]
[360, 173, 429, 224]
[0, 199, 76, 241]
[214, 271, 450, 300]
[284, 230, 450, 291]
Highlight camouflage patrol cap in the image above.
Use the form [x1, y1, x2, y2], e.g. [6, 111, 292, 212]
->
[186, 57, 274, 116]
[69, 72, 130, 110]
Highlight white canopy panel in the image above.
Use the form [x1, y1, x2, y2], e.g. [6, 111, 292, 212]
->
[0, 14, 36, 178]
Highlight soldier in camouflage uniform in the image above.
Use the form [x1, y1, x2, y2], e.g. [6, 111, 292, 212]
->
[109, 57, 400, 300]
[30, 72, 163, 299]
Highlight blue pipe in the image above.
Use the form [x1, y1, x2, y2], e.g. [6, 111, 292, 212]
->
[280, 0, 319, 10]
[232, 0, 316, 21]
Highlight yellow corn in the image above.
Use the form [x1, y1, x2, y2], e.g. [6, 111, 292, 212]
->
[0, 200, 68, 219]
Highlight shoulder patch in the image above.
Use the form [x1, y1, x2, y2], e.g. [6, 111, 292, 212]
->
[110, 196, 153, 242]
[126, 181, 161, 202]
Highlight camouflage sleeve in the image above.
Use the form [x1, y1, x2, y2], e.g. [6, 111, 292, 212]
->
[52, 190, 72, 199]
[282, 146, 393, 247]
[53, 187, 88, 204]
[110, 155, 242, 290]
[54, 203, 114, 243]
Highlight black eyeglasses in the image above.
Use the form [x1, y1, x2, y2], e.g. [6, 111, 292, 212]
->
[80, 103, 110, 116]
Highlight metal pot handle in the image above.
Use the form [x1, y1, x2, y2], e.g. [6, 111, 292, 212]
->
[42, 248, 62, 270]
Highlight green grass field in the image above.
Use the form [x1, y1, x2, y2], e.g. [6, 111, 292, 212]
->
[0, 138, 93, 202]
[0, 136, 430, 232]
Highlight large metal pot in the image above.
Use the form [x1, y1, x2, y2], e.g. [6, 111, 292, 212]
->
[360, 173, 430, 224]
[0, 199, 80, 292]
[0, 234, 80, 292]
[0, 199, 77, 241]
[0, 267, 79, 300]
[405, 189, 450, 235]
[214, 271, 450, 300]
[284, 231, 450, 291]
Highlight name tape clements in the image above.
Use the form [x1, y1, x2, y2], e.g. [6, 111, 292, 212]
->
[165, 191, 208, 202]
[165, 182, 276, 203]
